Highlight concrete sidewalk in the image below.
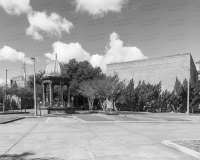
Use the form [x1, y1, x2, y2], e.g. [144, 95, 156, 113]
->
[0, 117, 198, 159]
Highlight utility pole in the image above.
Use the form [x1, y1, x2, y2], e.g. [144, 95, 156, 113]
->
[31, 57, 37, 116]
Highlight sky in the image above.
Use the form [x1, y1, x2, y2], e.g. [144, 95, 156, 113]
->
[0, 0, 200, 84]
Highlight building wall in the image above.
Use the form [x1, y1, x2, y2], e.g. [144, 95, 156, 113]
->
[11, 75, 31, 87]
[107, 53, 198, 91]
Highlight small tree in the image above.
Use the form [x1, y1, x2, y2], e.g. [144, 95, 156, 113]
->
[104, 73, 125, 110]
[159, 90, 171, 112]
[93, 76, 107, 109]
[123, 79, 137, 111]
[78, 80, 96, 110]
[18, 87, 33, 100]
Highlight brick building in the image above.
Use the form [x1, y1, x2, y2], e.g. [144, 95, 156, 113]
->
[107, 53, 198, 91]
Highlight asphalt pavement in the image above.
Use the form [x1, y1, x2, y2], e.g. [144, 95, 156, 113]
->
[0, 115, 199, 159]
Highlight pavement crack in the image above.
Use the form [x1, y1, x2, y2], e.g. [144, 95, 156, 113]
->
[87, 125, 98, 147]
[88, 134, 97, 147]
[83, 147, 96, 160]
[0, 124, 37, 158]
[84, 125, 97, 159]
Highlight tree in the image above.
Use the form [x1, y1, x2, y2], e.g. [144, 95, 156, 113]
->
[78, 80, 96, 110]
[64, 59, 103, 96]
[174, 77, 182, 96]
[0, 86, 4, 100]
[123, 79, 137, 111]
[7, 83, 19, 97]
[159, 90, 171, 112]
[27, 70, 45, 89]
[26, 70, 47, 101]
[17, 87, 33, 100]
[104, 73, 125, 110]
[92, 74, 109, 109]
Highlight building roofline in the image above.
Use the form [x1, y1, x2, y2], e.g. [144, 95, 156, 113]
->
[106, 53, 191, 66]
[11, 75, 32, 79]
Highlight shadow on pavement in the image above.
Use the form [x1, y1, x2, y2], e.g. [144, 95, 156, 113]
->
[0, 152, 63, 160]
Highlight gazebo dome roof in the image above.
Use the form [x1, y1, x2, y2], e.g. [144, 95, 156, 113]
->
[44, 54, 67, 77]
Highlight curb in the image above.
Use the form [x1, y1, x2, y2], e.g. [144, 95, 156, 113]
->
[71, 117, 169, 123]
[82, 121, 168, 123]
[162, 140, 200, 159]
[71, 116, 197, 123]
[0, 117, 25, 124]
[0, 112, 30, 115]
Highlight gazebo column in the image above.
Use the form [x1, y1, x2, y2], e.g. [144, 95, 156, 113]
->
[60, 82, 63, 106]
[67, 84, 70, 107]
[49, 82, 53, 107]
[42, 83, 46, 105]
[52, 84, 54, 104]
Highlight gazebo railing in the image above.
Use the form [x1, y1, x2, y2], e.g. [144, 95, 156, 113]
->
[42, 101, 70, 108]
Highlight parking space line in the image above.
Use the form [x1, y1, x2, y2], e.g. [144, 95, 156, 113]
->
[45, 117, 50, 124]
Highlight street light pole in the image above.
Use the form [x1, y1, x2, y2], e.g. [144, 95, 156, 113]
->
[31, 57, 37, 116]
[187, 68, 193, 115]
[187, 73, 190, 115]
[4, 70, 8, 113]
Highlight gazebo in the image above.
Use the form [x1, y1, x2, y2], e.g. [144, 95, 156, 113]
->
[41, 54, 72, 115]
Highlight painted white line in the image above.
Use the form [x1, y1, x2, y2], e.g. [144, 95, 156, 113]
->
[180, 118, 198, 123]
[162, 140, 200, 159]
[72, 116, 86, 123]
[45, 117, 50, 124]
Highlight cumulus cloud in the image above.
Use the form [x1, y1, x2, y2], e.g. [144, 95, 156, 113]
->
[90, 32, 147, 71]
[45, 32, 147, 72]
[0, 0, 32, 15]
[45, 41, 90, 63]
[0, 46, 32, 64]
[74, 0, 129, 17]
[26, 11, 73, 41]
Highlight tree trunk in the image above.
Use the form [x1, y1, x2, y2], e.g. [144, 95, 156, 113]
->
[110, 97, 114, 111]
[87, 98, 94, 111]
[113, 100, 118, 111]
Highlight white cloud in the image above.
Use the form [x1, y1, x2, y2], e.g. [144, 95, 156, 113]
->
[0, 0, 32, 15]
[0, 46, 32, 64]
[74, 0, 129, 17]
[45, 32, 147, 72]
[90, 32, 147, 71]
[45, 41, 90, 63]
[26, 11, 73, 41]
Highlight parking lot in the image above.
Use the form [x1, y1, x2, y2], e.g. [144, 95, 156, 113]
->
[0, 114, 199, 159]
